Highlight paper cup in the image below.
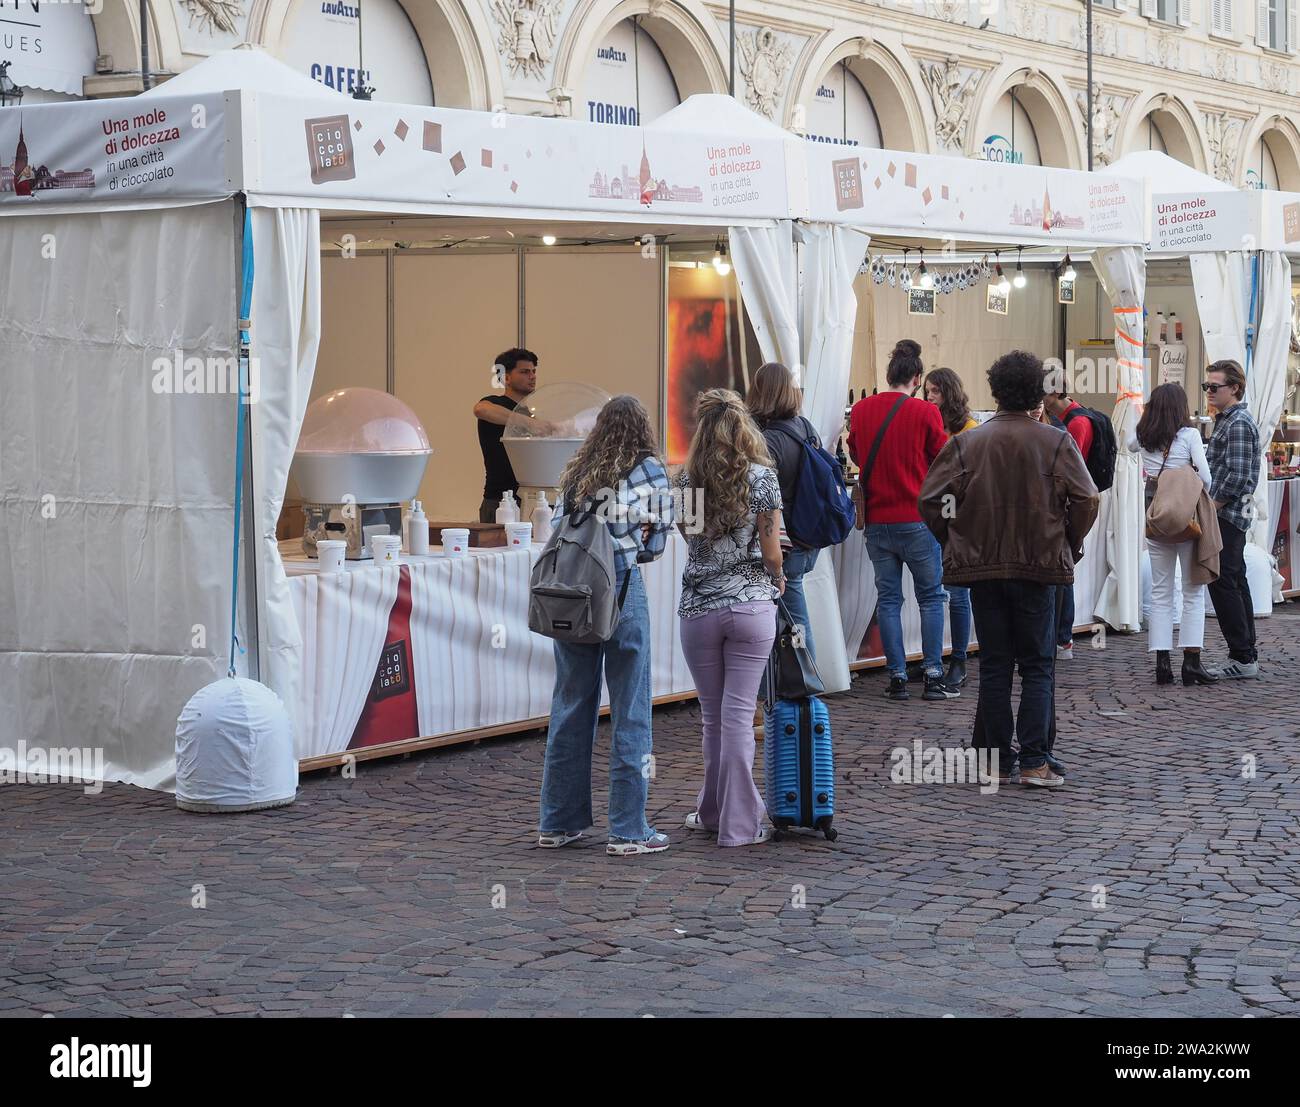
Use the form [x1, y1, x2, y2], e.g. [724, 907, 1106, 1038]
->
[316, 540, 346, 573]
[370, 534, 402, 565]
[442, 528, 470, 558]
[505, 522, 533, 548]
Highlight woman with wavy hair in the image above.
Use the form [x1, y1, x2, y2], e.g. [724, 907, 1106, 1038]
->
[538, 395, 676, 856]
[924, 366, 977, 691]
[674, 389, 784, 847]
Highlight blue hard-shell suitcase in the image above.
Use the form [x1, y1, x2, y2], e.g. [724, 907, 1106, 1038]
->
[763, 695, 837, 840]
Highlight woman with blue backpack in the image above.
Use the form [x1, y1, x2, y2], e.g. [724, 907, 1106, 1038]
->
[747, 362, 858, 664]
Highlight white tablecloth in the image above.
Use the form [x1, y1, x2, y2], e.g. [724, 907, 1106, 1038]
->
[282, 537, 692, 760]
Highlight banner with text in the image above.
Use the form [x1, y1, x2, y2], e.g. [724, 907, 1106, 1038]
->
[0, 95, 230, 211]
[255, 92, 790, 220]
[807, 144, 1145, 246]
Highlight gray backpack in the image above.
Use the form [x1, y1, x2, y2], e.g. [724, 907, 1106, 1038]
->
[528, 501, 630, 644]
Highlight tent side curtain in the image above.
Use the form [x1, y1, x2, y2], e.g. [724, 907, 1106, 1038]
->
[1090, 246, 1146, 634]
[1249, 252, 1293, 551]
[249, 208, 323, 731]
[0, 200, 241, 790]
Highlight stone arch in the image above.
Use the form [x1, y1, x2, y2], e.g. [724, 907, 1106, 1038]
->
[786, 34, 928, 152]
[968, 66, 1082, 169]
[551, 0, 729, 109]
[90, 0, 186, 87]
[1120, 93, 1208, 172]
[1239, 113, 1300, 191]
[250, 0, 502, 109]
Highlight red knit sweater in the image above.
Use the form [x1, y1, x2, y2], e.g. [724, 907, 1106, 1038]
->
[847, 393, 948, 524]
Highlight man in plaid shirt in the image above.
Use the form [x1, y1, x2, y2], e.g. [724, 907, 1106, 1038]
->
[1203, 359, 1261, 678]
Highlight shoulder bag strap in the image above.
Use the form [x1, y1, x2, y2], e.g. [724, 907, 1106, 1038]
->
[859, 394, 909, 496]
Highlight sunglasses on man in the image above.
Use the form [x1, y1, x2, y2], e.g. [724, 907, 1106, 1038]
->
[1201, 382, 1229, 394]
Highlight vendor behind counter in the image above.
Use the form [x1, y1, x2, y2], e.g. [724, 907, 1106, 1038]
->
[473, 348, 538, 523]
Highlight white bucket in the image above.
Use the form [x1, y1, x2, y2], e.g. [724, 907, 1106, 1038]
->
[442, 528, 470, 558]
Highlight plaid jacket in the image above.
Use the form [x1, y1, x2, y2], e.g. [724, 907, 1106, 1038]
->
[554, 456, 676, 574]
[1205, 402, 1260, 534]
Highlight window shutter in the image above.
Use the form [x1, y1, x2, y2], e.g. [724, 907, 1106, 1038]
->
[1289, 0, 1297, 50]
[1179, 0, 1192, 24]
[1214, 0, 1233, 35]
[1141, 0, 1158, 17]
[1258, 0, 1273, 45]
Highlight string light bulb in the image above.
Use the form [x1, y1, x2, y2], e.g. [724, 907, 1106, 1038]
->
[994, 252, 1010, 297]
[918, 249, 933, 290]
[1062, 253, 1077, 281]
[711, 238, 731, 276]
[901, 248, 913, 290]
[542, 234, 557, 246]
[1013, 248, 1027, 289]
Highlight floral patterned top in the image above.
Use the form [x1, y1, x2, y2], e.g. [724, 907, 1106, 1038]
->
[675, 464, 783, 618]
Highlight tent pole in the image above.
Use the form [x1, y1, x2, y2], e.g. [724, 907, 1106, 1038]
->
[139, 0, 150, 91]
[235, 197, 260, 681]
[728, 2, 735, 96]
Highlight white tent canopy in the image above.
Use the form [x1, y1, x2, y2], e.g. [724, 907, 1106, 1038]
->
[0, 50, 1151, 789]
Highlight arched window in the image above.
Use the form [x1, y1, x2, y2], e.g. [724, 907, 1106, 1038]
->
[277, 0, 435, 105]
[802, 61, 883, 148]
[581, 17, 681, 126]
[981, 90, 1041, 166]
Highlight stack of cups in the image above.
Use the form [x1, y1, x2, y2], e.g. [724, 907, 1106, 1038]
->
[442, 528, 470, 558]
[316, 539, 346, 573]
[505, 522, 533, 548]
[370, 534, 402, 566]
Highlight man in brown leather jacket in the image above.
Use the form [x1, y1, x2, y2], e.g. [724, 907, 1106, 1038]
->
[919, 351, 1099, 788]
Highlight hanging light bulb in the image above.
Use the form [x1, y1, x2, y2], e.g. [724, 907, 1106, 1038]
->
[1062, 252, 1077, 281]
[711, 238, 731, 276]
[1013, 247, 1027, 289]
[918, 249, 933, 290]
[994, 252, 1010, 297]
[542, 234, 557, 246]
[901, 248, 913, 290]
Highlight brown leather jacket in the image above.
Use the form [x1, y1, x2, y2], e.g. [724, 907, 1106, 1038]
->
[919, 411, 1100, 585]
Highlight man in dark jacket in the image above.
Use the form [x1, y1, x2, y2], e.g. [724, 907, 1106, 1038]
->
[919, 350, 1099, 788]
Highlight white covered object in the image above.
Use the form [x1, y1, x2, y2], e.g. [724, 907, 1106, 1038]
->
[176, 678, 298, 812]
[1244, 543, 1274, 617]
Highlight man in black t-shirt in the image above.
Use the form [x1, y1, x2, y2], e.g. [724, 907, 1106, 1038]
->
[473, 348, 539, 523]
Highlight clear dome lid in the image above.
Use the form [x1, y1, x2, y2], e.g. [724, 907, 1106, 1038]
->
[296, 388, 432, 455]
[503, 381, 611, 441]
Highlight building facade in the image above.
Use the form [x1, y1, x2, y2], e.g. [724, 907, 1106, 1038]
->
[28, 0, 1300, 189]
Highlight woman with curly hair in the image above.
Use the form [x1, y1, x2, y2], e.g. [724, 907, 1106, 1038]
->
[924, 367, 978, 690]
[538, 395, 676, 856]
[675, 389, 784, 847]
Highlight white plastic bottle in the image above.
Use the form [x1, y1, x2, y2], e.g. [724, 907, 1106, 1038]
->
[530, 490, 552, 544]
[408, 500, 429, 556]
[495, 490, 520, 524]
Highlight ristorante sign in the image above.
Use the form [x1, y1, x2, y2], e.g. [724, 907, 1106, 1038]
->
[2, 0, 98, 96]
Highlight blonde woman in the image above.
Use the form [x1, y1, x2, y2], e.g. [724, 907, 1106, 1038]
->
[675, 390, 784, 847]
[538, 395, 676, 856]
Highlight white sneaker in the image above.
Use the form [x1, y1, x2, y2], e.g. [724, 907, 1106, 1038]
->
[738, 827, 774, 846]
[684, 812, 714, 833]
[1216, 660, 1260, 679]
[607, 832, 670, 856]
[1056, 643, 1074, 660]
[537, 831, 584, 849]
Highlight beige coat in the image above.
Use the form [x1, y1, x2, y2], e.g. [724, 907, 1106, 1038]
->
[1146, 464, 1222, 584]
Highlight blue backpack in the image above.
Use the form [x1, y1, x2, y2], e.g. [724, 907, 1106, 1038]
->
[771, 419, 856, 550]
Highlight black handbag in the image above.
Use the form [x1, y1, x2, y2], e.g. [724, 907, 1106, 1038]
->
[761, 598, 826, 709]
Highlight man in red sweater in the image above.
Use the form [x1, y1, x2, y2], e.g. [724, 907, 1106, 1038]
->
[848, 339, 954, 703]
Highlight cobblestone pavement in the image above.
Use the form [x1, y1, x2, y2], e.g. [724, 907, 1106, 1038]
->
[3, 608, 1300, 1018]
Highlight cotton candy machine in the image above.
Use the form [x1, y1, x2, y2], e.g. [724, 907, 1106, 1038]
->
[291, 388, 432, 559]
[501, 382, 610, 493]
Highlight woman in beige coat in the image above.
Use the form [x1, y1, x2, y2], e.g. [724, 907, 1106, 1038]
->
[1130, 383, 1220, 686]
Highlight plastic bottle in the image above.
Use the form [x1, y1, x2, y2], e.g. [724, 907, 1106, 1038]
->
[1156, 310, 1167, 343]
[408, 500, 429, 556]
[1173, 312, 1183, 342]
[530, 491, 552, 544]
[495, 490, 520, 524]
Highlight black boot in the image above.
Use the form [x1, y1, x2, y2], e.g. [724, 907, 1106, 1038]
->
[1155, 650, 1173, 685]
[1182, 651, 1219, 686]
[944, 658, 967, 691]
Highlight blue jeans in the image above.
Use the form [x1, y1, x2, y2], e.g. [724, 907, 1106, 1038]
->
[865, 522, 946, 679]
[969, 579, 1055, 770]
[1056, 581, 1075, 647]
[947, 584, 971, 662]
[539, 567, 655, 842]
[781, 546, 820, 663]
